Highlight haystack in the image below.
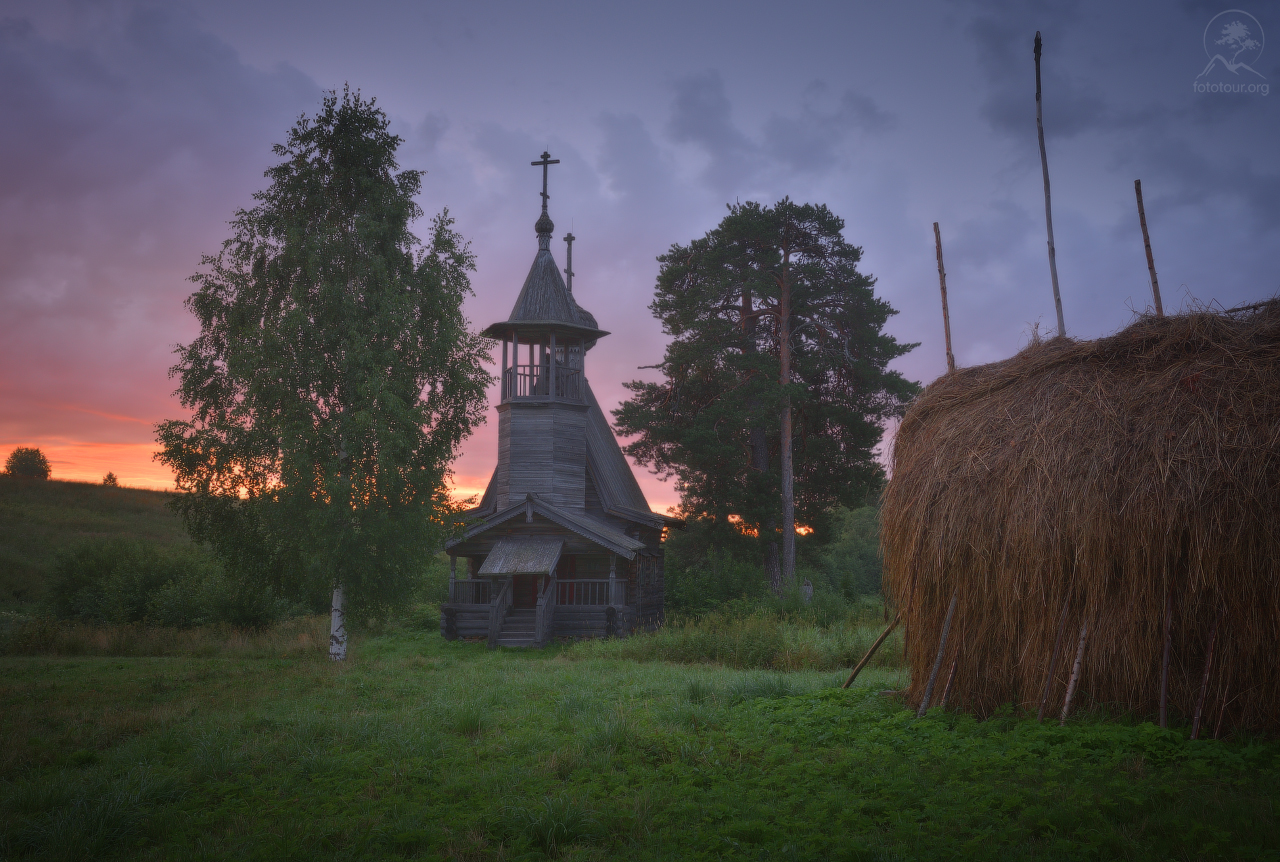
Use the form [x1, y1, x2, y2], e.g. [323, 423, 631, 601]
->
[882, 300, 1280, 732]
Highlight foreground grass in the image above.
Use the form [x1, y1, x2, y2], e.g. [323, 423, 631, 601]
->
[2, 627, 1276, 861]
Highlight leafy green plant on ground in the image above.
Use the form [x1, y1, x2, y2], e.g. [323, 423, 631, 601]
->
[2, 625, 1275, 861]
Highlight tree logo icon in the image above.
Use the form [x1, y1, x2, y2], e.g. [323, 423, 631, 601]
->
[1198, 10, 1267, 80]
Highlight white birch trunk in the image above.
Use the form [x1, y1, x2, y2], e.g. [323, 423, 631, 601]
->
[329, 583, 347, 661]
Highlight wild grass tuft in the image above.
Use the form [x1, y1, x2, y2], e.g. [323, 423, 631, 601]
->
[506, 795, 598, 856]
[451, 702, 484, 738]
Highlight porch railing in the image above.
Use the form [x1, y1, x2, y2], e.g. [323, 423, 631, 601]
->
[486, 578, 512, 650]
[556, 579, 624, 606]
[450, 579, 491, 605]
[534, 577, 557, 647]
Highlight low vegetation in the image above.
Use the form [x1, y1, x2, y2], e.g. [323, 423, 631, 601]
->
[2, 621, 1277, 861]
[576, 599, 901, 671]
[0, 477, 193, 611]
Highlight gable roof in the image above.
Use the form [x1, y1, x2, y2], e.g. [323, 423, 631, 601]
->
[447, 493, 647, 559]
[584, 384, 683, 528]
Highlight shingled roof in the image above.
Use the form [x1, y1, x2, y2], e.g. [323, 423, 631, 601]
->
[481, 211, 608, 343]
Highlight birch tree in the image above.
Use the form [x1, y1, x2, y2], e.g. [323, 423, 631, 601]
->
[156, 88, 491, 658]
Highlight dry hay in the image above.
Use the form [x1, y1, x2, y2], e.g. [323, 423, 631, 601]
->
[882, 299, 1280, 732]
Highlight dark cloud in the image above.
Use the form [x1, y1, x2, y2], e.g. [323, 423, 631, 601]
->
[763, 83, 895, 172]
[665, 69, 759, 193]
[596, 112, 670, 205]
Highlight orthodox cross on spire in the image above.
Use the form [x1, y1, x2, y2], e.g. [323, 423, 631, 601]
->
[531, 151, 560, 213]
[531, 151, 560, 246]
[563, 232, 576, 294]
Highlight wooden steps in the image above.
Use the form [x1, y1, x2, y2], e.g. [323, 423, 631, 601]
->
[495, 608, 536, 647]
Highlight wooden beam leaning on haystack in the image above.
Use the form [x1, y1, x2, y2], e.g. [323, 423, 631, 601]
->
[879, 299, 1280, 733]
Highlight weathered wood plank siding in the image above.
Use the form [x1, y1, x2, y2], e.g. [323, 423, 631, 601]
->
[499, 402, 588, 510]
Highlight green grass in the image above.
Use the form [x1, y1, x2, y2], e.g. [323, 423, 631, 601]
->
[2, 623, 1276, 861]
[0, 477, 191, 610]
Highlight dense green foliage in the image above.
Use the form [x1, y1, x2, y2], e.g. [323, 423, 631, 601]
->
[155, 88, 491, 618]
[3, 447, 51, 480]
[46, 538, 291, 628]
[664, 505, 884, 616]
[817, 504, 883, 597]
[0, 477, 193, 610]
[615, 200, 916, 591]
[2, 628, 1276, 860]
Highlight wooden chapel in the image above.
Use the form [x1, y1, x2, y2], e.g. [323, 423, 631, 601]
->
[440, 152, 680, 647]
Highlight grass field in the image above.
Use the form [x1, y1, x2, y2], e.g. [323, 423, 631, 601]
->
[3, 479, 1277, 859]
[0, 477, 190, 610]
[3, 622, 1277, 862]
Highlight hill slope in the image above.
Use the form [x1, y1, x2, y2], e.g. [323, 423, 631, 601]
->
[0, 476, 192, 609]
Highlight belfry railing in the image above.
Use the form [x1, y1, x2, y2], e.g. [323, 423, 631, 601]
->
[502, 364, 583, 402]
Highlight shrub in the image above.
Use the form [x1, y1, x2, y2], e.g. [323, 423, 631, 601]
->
[817, 504, 883, 598]
[102, 472, 118, 487]
[47, 538, 293, 628]
[4, 447, 51, 480]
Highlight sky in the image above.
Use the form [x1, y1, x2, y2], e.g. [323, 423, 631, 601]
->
[1, 0, 1276, 513]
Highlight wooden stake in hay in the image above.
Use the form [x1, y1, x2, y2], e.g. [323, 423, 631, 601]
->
[882, 300, 1280, 731]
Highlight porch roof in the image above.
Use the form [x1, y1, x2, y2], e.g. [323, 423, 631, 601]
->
[477, 536, 563, 576]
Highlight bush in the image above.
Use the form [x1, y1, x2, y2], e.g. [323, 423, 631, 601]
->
[48, 538, 294, 628]
[102, 472, 118, 487]
[662, 505, 884, 616]
[817, 504, 883, 598]
[4, 447, 51, 480]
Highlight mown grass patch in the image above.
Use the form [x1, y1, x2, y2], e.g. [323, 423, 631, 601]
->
[1, 626, 1275, 861]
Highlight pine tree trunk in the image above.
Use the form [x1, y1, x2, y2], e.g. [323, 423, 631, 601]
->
[764, 536, 782, 596]
[778, 251, 796, 588]
[329, 583, 347, 661]
[752, 425, 782, 595]
[743, 285, 783, 596]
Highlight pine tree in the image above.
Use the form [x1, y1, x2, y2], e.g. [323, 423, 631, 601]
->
[615, 200, 917, 594]
[156, 88, 492, 658]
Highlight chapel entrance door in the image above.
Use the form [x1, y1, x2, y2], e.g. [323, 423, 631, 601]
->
[512, 574, 539, 609]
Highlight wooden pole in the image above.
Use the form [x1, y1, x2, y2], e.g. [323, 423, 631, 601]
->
[1190, 610, 1223, 740]
[1214, 679, 1230, 740]
[903, 570, 919, 659]
[1159, 590, 1173, 728]
[1059, 619, 1090, 725]
[1038, 597, 1072, 722]
[933, 222, 956, 373]
[939, 658, 959, 709]
[1034, 31, 1066, 338]
[549, 331, 557, 398]
[1134, 180, 1164, 317]
[843, 611, 901, 689]
[918, 590, 959, 717]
